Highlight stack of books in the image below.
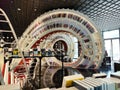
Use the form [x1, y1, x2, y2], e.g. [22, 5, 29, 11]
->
[62, 74, 84, 87]
[73, 77, 120, 90]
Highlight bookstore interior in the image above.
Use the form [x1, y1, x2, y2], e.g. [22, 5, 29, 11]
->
[0, 0, 120, 90]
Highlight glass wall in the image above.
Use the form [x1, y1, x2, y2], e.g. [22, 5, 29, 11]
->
[103, 30, 119, 39]
[112, 39, 120, 60]
[73, 37, 78, 61]
[103, 29, 120, 61]
[104, 40, 112, 57]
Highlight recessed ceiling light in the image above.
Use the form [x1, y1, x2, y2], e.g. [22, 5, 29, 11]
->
[17, 8, 21, 11]
[102, 2, 107, 5]
[34, 8, 37, 11]
[107, 0, 112, 1]
[11, 0, 13, 3]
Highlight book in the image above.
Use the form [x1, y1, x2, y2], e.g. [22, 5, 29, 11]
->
[62, 74, 84, 87]
[75, 80, 94, 90]
[109, 77, 120, 90]
[85, 77, 102, 90]
[73, 80, 91, 90]
[110, 71, 120, 79]
[97, 78, 108, 90]
[12, 48, 19, 57]
[100, 78, 116, 90]
[92, 73, 107, 78]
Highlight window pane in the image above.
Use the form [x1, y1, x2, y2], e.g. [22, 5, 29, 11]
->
[104, 40, 112, 57]
[74, 42, 78, 58]
[112, 39, 120, 61]
[72, 37, 78, 62]
[103, 30, 119, 39]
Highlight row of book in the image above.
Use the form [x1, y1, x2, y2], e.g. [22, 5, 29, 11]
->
[73, 76, 120, 90]
[4, 48, 67, 60]
[40, 11, 95, 34]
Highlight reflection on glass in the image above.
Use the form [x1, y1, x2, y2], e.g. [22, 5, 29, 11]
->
[23, 66, 103, 89]
[103, 30, 119, 39]
[112, 39, 120, 61]
[104, 40, 112, 57]
[73, 37, 78, 61]
[40, 66, 99, 88]
[74, 42, 78, 58]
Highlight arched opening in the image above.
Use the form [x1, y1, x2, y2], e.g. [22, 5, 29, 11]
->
[53, 40, 68, 52]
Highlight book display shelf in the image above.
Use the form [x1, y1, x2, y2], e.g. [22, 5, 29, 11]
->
[0, 8, 105, 90]
[17, 9, 104, 69]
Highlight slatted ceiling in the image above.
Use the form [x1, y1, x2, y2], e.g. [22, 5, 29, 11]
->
[77, 0, 120, 31]
[15, 1, 21, 27]
[21, 1, 26, 26]
[1, 23, 10, 31]
[0, 0, 120, 36]
[33, 0, 39, 8]
[9, 1, 17, 27]
[23, 0, 29, 25]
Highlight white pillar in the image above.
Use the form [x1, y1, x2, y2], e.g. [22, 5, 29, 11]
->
[11, 70, 14, 84]
[0, 48, 4, 70]
[0, 69, 5, 85]
[15, 77, 17, 84]
[4, 61, 9, 85]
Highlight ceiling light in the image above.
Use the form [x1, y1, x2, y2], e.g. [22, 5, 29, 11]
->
[17, 8, 21, 11]
[34, 8, 37, 11]
[11, 0, 13, 3]
[107, 0, 112, 1]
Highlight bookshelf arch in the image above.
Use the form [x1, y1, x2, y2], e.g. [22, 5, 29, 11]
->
[19, 9, 104, 69]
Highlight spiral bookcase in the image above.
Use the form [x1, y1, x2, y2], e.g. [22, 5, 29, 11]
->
[18, 9, 104, 69]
